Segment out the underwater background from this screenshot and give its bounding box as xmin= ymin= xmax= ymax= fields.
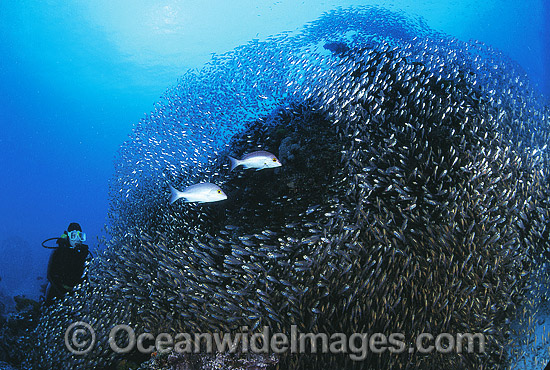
xmin=0 ymin=1 xmax=549 ymax=369
xmin=1 ymin=0 xmax=548 ymax=304
xmin=0 ymin=0 xmax=548 ymax=307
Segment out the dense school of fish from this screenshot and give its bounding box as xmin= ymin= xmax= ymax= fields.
xmin=27 ymin=6 xmax=550 ymax=370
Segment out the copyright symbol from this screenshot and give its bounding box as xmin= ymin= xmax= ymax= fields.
xmin=64 ymin=321 xmax=96 ymax=355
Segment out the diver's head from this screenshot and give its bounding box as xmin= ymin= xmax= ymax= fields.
xmin=67 ymin=222 xmax=86 ymax=248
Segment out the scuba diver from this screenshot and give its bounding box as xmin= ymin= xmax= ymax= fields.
xmin=42 ymin=222 xmax=91 ymax=306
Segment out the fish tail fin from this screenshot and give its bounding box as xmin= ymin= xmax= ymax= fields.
xmin=228 ymin=156 xmax=240 ymax=171
xmin=169 ymin=184 xmax=185 ymax=204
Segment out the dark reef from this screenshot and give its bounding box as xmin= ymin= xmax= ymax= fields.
xmin=0 ymin=296 xmax=40 ymax=367
xmin=18 ymin=6 xmax=550 ymax=370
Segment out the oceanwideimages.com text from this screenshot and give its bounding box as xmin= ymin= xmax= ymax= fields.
xmin=65 ymin=322 xmax=485 ymax=360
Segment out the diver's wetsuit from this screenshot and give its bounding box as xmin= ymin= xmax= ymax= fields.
xmin=45 ymin=238 xmax=89 ymax=305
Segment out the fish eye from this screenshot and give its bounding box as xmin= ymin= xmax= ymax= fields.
xmin=272 ymin=158 xmax=277 ymax=162
xmin=217 ymin=190 xmax=221 ymax=194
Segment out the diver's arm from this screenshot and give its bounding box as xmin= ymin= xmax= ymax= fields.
xmin=47 ymin=268 xmax=67 ymax=292
xmin=46 ymin=251 xmax=57 ymax=284
xmin=46 ymin=250 xmax=71 ymax=291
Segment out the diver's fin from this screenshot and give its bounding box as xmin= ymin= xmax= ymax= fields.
xmin=228 ymin=156 xmax=240 ymax=171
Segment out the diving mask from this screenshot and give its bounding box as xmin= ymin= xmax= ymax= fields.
xmin=68 ymin=230 xmax=86 ymax=243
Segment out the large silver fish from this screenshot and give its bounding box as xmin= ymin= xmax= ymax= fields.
xmin=169 ymin=183 xmax=227 ymax=204
xmin=228 ymin=150 xmax=282 ymax=171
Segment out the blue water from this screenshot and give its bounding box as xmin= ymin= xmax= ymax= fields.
xmin=0 ymin=0 xmax=548 ymax=305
